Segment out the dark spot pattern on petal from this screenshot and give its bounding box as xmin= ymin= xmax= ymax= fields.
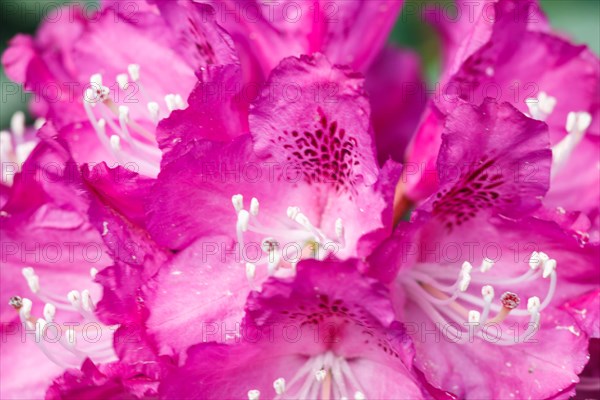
xmin=270 ymin=108 xmax=361 ymax=193
xmin=279 ymin=296 xmax=400 ymax=359
xmin=432 ymin=155 xmax=512 ymax=231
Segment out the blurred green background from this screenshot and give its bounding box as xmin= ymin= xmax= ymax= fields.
xmin=1 ymin=0 xmax=599 ymax=129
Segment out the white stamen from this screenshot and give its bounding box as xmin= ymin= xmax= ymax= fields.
xmin=67 ymin=290 xmax=81 ymax=309
xmin=237 ymin=210 xmax=250 ymax=232
xmin=354 ymin=392 xmax=366 ymax=400
xmin=110 ymin=135 xmax=121 ymax=151
xmin=480 ymin=258 xmax=494 ymax=272
xmin=66 ymin=328 xmax=76 ymax=346
xmin=542 ymin=258 xmax=556 ymax=278
xmin=247 ymin=389 xmax=260 ymax=400
xmin=287 ymin=206 xmax=300 ymax=220
xmin=459 ymin=261 xmax=472 ymax=292
xmin=174 ymin=94 xmax=185 ymax=109
xmin=335 ymin=218 xmax=344 ymax=241
xmin=43 ymin=303 xmax=56 ymax=322
xmin=529 ymin=251 xmax=541 ymax=270
xmin=84 ymin=88 xmax=97 ymax=105
xmin=20 ymin=298 xmax=32 ymax=320
xmin=147 ymin=102 xmax=160 ymax=124
xmin=539 ymin=92 xmax=556 ymax=115
xmin=90 ymin=73 xmax=103 ymax=87
xmin=527 ymin=296 xmax=541 ymax=314
xmin=118 ymin=106 xmax=130 ymax=123
xmin=15 ymin=141 xmax=36 ymax=164
xmin=22 ymin=267 xmax=39 ymax=293
xmin=164 ymin=94 xmax=177 ymax=112
xmin=267 ymin=251 xmax=281 ymax=276
xmin=116 ymin=73 xmax=129 ymax=90
xmin=525 ymin=92 xmax=556 ymax=121
xmin=315 ymin=369 xmax=327 ymax=382
xmin=468 ymin=310 xmax=481 ymax=324
xmin=232 ymin=194 xmax=244 ymax=213
xmin=293 ymin=213 xmax=310 ymax=228
xmin=250 ymin=197 xmax=259 ymax=216
xmin=81 ymin=289 xmax=94 ymax=312
xmin=127 ymin=64 xmax=140 ymax=82
xmin=10 ymin=111 xmax=25 ymax=138
xmin=482 ymin=285 xmax=494 ymax=302
xmin=461 ymin=261 xmax=473 ymax=275
xmin=34 ymin=118 xmax=46 ymax=130
xmin=90 ymin=268 xmax=99 ymax=279
xmin=459 ymin=272 xmax=471 ymax=292
xmin=576 ymin=112 xmax=592 ymax=132
xmin=273 ymin=377 xmax=286 ymax=395
xmin=97 ymin=118 xmax=107 ymax=134
xmin=245 ymin=262 xmax=256 ymax=282
xmin=553 ymin=111 xmax=592 ymax=176
xmin=1 ymin=131 xmax=13 ymax=154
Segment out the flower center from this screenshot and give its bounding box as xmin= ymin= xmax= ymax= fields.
xmin=8 ymin=267 xmax=117 ymax=368
xmin=247 ymin=351 xmax=366 ymax=400
xmin=525 ymin=91 xmax=592 ymax=177
xmin=400 ymin=251 xmax=557 ymax=346
xmin=232 ymin=194 xmax=345 ymax=284
xmin=82 ymin=65 xmax=186 ymax=177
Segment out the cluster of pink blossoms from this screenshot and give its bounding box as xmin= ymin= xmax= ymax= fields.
xmin=1 ymin=0 xmax=599 ymax=399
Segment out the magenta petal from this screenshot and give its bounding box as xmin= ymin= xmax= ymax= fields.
xmin=1 ymin=136 xmax=112 ymax=323
xmin=0 ymin=323 xmax=64 ymax=399
xmin=82 ymin=163 xmax=155 ymax=228
xmin=250 ymin=54 xmax=379 ymax=190
xmin=426 ymin=101 xmax=551 ymax=228
xmin=365 ymin=47 xmax=427 ymax=165
xmin=563 ymin=290 xmax=600 ymax=339
xmin=145 ymin=236 xmax=259 ymax=356
xmin=404 ymin=305 xmax=589 ymax=399
xmin=46 ymin=352 xmax=173 ymax=400
xmin=380 ymin=207 xmax=599 ymax=398
xmin=157 ymin=64 xmax=249 ymax=166
xmin=147 ymin=136 xmax=256 ymax=250
xmin=148 ymin=0 xmax=238 ymax=69
xmin=1 ymin=34 xmax=37 ymax=84
xmin=158 ymin=342 xmax=308 ymax=399
xmin=545 ymin=135 xmax=600 ymax=214
xmin=200 ymin=0 xmax=402 ymax=75
xmin=321 ymin=1 xmax=404 ymax=71
xmin=159 ymin=259 xmax=429 ymax=399
xmin=89 ymin=199 xmax=170 ymax=326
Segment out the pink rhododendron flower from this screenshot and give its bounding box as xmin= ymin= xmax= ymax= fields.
xmin=158 ymin=259 xmax=442 ymax=399
xmin=368 ymin=101 xmax=600 ymax=398
xmin=399 ymin=0 xmax=599 ymax=219
xmin=142 ymin=53 xmax=403 ymax=356
xmin=2 ymin=0 xmax=238 ymax=177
